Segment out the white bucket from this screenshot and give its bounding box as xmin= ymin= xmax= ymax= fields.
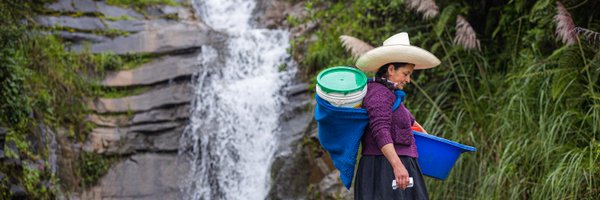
xmin=316 ymin=85 xmax=368 ymax=108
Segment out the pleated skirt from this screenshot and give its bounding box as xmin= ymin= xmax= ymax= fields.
xmin=355 ymin=155 xmax=429 ymax=200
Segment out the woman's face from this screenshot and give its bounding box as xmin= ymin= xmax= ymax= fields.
xmin=387 ymin=63 xmax=415 ymax=90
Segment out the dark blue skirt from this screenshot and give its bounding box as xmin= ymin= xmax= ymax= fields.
xmin=355 ymin=155 xmax=429 ymax=200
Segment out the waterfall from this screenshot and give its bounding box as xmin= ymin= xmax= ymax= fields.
xmin=179 ymin=0 xmax=297 ymax=199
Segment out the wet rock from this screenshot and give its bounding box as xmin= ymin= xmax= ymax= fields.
xmin=268 ymin=145 xmax=311 ymax=200
xmin=88 ymin=104 xmax=191 ymax=127
xmin=316 ymin=170 xmax=353 ymax=200
xmin=96 ymin=2 xmax=145 ymax=19
xmin=130 ymin=104 xmax=190 ymax=124
xmin=53 ymin=31 xmax=110 ymax=43
xmin=253 ymin=0 xmax=291 ymax=29
xmin=268 ymin=80 xmax=313 ymax=199
xmin=102 ymin=53 xmax=201 ymax=87
xmin=80 ymin=153 xmax=189 ymax=200
xmin=46 ymin=0 xmax=96 ymax=13
xmin=284 ymin=83 xmax=309 ymax=96
xmin=254 ymin=0 xmax=308 ymax=30
xmin=145 ymin=5 xmax=193 ymax=20
xmin=37 ymin=16 xmax=106 ymax=31
xmin=71 ymin=23 xmax=221 ymax=54
xmin=36 ymin=16 xmax=153 ymax=33
xmin=103 ymin=19 xmax=149 ymax=32
xmin=88 ymin=83 xmax=193 ymax=114
xmin=46 ymin=0 xmax=144 ymax=19
xmin=85 ymin=125 xmax=185 ymax=154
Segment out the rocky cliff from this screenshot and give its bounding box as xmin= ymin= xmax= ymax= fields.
xmin=37 ymin=0 xmax=221 ymax=199
xmin=31 ymin=0 xmax=341 ymax=199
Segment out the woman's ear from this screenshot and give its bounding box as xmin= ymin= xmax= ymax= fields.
xmin=387 ymin=64 xmax=395 ymax=76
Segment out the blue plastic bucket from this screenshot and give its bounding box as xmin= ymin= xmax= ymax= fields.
xmin=413 ymin=131 xmax=476 ymax=180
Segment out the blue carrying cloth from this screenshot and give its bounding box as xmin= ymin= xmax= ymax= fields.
xmin=315 ymin=90 xmax=405 ymax=189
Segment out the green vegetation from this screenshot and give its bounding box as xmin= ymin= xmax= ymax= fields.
xmin=298 ymin=0 xmax=600 ymax=199
xmin=0 ymin=0 xmax=138 ymax=198
xmin=106 ymin=0 xmax=180 ymax=11
xmin=78 ymin=152 xmax=119 ymax=188
xmin=104 ymin=15 xmax=136 ymax=21
xmin=99 ymin=86 xmax=152 ymax=99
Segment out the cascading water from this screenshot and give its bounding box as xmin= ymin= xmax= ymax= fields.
xmin=179 ymin=0 xmax=296 ymax=199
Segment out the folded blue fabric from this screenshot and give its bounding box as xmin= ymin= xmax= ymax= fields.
xmin=315 ymin=90 xmax=405 ymax=189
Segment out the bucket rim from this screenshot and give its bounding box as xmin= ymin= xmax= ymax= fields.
xmin=316 ymin=84 xmax=367 ymax=98
xmin=316 ymin=85 xmax=367 ymax=107
xmin=316 ymin=66 xmax=367 ymax=94
xmin=413 ymin=131 xmax=476 ymax=152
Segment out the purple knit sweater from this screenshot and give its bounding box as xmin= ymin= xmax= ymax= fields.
xmin=361 ymin=81 xmax=418 ymax=158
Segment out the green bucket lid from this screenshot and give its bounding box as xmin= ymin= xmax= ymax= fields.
xmin=317 ymin=66 xmax=367 ymax=94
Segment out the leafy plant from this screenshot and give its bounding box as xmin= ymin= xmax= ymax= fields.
xmin=297 ymin=0 xmax=600 ymax=199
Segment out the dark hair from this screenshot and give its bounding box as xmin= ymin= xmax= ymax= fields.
xmin=374 ymin=62 xmax=408 ymax=90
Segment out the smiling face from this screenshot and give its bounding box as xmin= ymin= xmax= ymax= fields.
xmin=387 ymin=63 xmax=415 ymax=90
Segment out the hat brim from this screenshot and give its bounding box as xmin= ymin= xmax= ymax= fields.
xmin=356 ymin=45 xmax=441 ymax=72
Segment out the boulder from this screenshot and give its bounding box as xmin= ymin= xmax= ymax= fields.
xmin=102 ymin=53 xmax=201 ymax=87
xmin=88 ymin=83 xmax=193 ymax=114
xmin=80 ymin=153 xmax=189 ymax=200
xmin=316 ymin=170 xmax=353 ymax=200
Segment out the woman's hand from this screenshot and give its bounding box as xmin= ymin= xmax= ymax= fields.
xmin=414 ymin=121 xmax=428 ymax=134
xmin=381 ymin=144 xmax=411 ymax=190
xmin=392 ymin=161 xmax=410 ymax=190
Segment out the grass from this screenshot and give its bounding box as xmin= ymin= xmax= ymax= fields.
xmin=298 ymin=0 xmax=600 ymax=199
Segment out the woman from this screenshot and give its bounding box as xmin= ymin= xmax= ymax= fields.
xmin=354 ymin=32 xmax=441 ymax=200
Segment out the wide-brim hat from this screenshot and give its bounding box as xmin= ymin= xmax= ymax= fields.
xmin=356 ymin=32 xmax=441 ymax=72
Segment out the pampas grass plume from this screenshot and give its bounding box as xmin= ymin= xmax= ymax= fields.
xmin=406 ymin=0 xmax=439 ymax=20
xmin=454 ymin=15 xmax=481 ymax=51
xmin=554 ymin=1 xmax=577 ymax=45
xmin=339 ymin=35 xmax=374 ymax=58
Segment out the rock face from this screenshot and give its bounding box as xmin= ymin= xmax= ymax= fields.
xmin=36 ymin=1 xmax=216 ymax=199
xmin=267 ymin=86 xmax=313 ymax=199
xmin=46 ymin=0 xmax=145 ymax=19
xmin=80 ymin=153 xmax=189 ymax=200
xmin=101 ymin=53 xmax=201 ymax=87
xmin=89 ymin=83 xmax=193 ymax=113
xmin=70 ymin=23 xmax=222 ymax=54
xmin=37 ymin=0 xmax=327 ymax=199
xmin=40 ymin=0 xmax=217 ymax=55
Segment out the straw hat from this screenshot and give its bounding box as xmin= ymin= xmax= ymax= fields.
xmin=356 ymin=32 xmax=441 ymax=72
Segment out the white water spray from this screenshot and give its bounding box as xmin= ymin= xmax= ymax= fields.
xmin=180 ymin=0 xmax=296 ymax=199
